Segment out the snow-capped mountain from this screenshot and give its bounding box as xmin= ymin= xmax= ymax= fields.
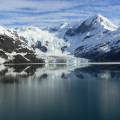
xmin=0 ymin=25 xmax=71 ymax=64
xmin=0 ymin=26 xmax=44 ymax=64
xmin=64 ymin=14 xmax=118 ymax=53
xmin=70 ymin=15 xmax=120 ymax=61
xmin=0 ymin=14 xmax=120 ymax=63
xmin=46 ymin=14 xmax=117 ymax=55
xmin=15 ymin=26 xmax=69 ymax=56
xmin=48 ymin=14 xmax=120 ymax=61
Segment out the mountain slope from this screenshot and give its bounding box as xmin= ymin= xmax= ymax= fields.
xmin=15 ymin=26 xmax=69 ymax=56
xmin=74 ymin=28 xmax=120 ymax=62
xmin=48 ymin=14 xmax=120 ymax=61
xmin=0 ymin=27 xmax=44 ymax=64
xmin=63 ymin=14 xmax=118 ymax=53
xmin=69 ymin=15 xmax=120 ymax=61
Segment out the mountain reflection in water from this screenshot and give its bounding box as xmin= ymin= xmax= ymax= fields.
xmin=0 ymin=64 xmax=120 ymax=120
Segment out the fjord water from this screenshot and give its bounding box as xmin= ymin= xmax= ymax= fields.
xmin=0 ymin=64 xmax=120 ymax=120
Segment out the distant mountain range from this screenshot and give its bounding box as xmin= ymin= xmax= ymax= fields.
xmin=0 ymin=14 xmax=120 ymax=64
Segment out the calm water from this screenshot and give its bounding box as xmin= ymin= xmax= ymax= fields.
xmin=0 ymin=64 xmax=120 ymax=120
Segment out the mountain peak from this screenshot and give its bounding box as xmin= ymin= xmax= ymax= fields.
xmin=92 ymin=14 xmax=106 ymax=19
xmin=85 ymin=14 xmax=118 ymax=31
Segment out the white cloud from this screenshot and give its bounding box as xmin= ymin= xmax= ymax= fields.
xmin=0 ymin=0 xmax=119 ymax=27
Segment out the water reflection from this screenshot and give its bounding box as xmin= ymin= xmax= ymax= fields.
xmin=0 ymin=64 xmax=120 ymax=120
xmin=74 ymin=64 xmax=120 ymax=80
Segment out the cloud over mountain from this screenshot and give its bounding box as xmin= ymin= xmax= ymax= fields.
xmin=0 ymin=0 xmax=120 ymax=27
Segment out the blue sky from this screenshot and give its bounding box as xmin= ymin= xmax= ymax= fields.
xmin=0 ymin=0 xmax=120 ymax=28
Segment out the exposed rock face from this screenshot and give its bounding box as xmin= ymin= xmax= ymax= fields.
xmin=66 ymin=21 xmax=95 ymax=36
xmin=5 ymin=54 xmax=44 ymax=64
xmin=0 ymin=34 xmax=45 ymax=64
xmin=0 ymin=35 xmax=15 ymax=53
xmin=0 ymin=50 xmax=8 ymax=59
xmin=6 ymin=54 xmax=30 ymax=64
xmin=36 ymin=41 xmax=47 ymax=53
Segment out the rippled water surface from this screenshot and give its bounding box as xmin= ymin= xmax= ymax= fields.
xmin=0 ymin=64 xmax=120 ymax=120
